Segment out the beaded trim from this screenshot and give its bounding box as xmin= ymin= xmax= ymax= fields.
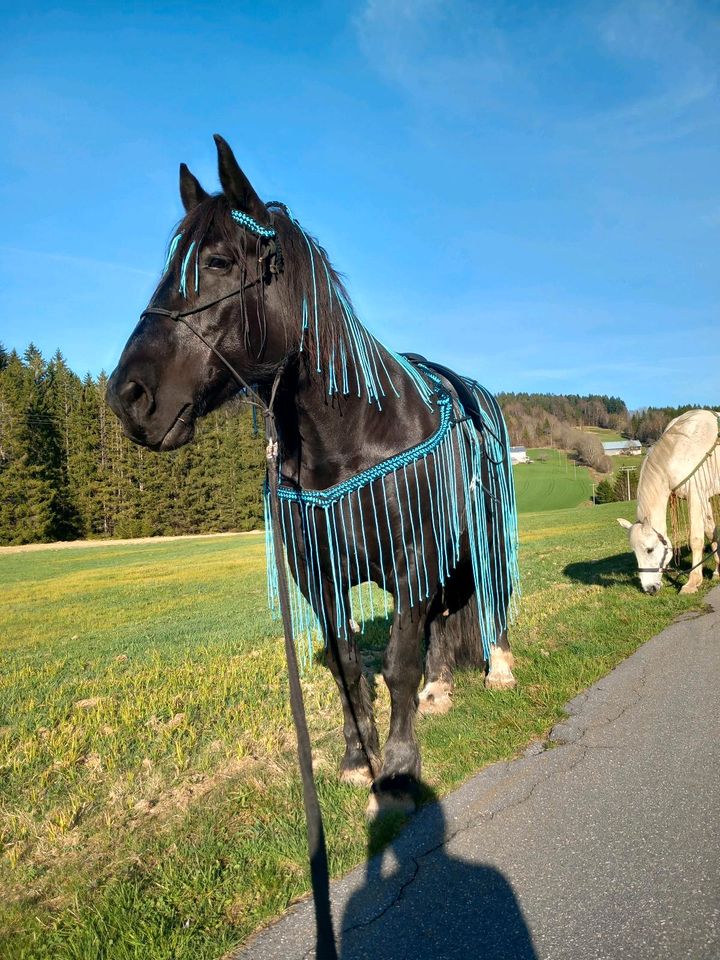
xmin=277 ymin=388 xmax=454 ymax=509
xmin=230 ymin=209 xmax=277 ymax=238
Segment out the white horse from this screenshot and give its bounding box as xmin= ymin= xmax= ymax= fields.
xmin=618 ymin=409 xmax=720 ymax=595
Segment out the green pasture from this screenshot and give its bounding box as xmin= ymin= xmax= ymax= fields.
xmin=608 ymin=453 xmax=645 ymax=473
xmin=513 ymin=447 xmax=593 ymax=512
xmin=1 ymin=507 xmax=714 ymax=960
xmin=581 ymin=426 xmax=626 ymax=442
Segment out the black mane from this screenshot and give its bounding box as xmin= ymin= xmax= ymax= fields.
xmin=166 ymin=195 xmax=355 ymax=380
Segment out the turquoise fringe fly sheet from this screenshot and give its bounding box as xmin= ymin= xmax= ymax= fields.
xmin=264 ymin=363 xmax=520 ymax=665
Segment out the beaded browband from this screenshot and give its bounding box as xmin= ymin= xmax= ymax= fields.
xmin=231 ymin=209 xmax=278 ymax=238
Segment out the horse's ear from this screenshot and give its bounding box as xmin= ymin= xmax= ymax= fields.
xmin=213 ymin=134 xmax=268 ymax=223
xmin=617 ymin=518 xmax=633 ymax=530
xmin=179 ymin=163 xmax=209 ymax=213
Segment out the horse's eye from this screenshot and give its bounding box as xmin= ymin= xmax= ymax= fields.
xmin=207 ymin=256 xmax=232 ymax=269
xmin=646 ymin=548 xmax=653 ymax=554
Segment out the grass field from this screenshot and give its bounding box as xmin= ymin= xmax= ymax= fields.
xmin=513 ymin=448 xmax=593 ymax=512
xmin=581 ymin=426 xmax=626 ymax=442
xmin=607 ymin=454 xmax=645 ymax=473
xmin=1 ymin=505 xmax=714 ymax=959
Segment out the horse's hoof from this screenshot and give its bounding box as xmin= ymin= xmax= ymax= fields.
xmin=366 ymin=789 xmax=416 ymax=819
xmin=418 ymin=679 xmax=453 ymax=716
xmin=680 ymin=582 xmax=700 ymax=595
xmin=340 ymin=764 xmax=374 ymax=787
xmin=366 ymin=772 xmax=420 ymax=819
xmin=485 ymin=672 xmax=517 ymax=691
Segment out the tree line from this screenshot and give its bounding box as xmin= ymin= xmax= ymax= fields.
xmin=497 ymin=392 xmax=630 ymax=472
xmin=0 ymin=345 xmax=265 ymax=545
xmin=1 ymin=345 xmax=716 ymax=545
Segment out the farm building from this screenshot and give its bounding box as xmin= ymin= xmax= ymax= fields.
xmin=602 ymin=440 xmax=642 ymax=456
xmin=510 ymin=446 xmax=530 ymax=464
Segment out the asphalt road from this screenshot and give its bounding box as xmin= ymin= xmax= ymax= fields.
xmin=232 ymin=585 xmax=720 ymax=960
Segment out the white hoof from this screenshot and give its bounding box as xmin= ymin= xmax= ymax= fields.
xmin=366 ymin=790 xmax=416 ymax=819
xmin=485 ymin=671 xmax=517 ymax=691
xmin=339 ymin=765 xmax=374 ymax=787
xmin=485 ymin=646 xmax=516 ymax=690
xmin=680 ymin=581 xmax=700 ymax=595
xmin=418 ymin=679 xmax=453 ymax=716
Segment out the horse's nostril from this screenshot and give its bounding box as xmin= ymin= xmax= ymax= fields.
xmin=119 ymin=379 xmax=151 ymax=411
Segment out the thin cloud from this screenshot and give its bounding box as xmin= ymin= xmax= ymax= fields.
xmin=0 ymin=245 xmax=156 ymax=280
xmin=354 ymin=0 xmax=720 ymax=148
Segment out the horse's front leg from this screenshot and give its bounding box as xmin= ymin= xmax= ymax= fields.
xmin=321 ymin=587 xmax=381 ymax=786
xmin=369 ymin=600 xmax=427 ymax=815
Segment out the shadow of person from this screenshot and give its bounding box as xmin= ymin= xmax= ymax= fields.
xmin=339 ymin=786 xmax=538 ymax=959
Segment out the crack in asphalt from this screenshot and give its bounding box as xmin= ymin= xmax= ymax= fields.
xmin=235 ymin=586 xmax=720 ymax=959
xmin=340 ymin=745 xmax=594 ymax=939
xmin=326 ymin=656 xmax=661 ymax=945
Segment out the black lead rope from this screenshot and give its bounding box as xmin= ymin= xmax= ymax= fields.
xmin=265 ymin=410 xmax=338 ymax=960
xmin=141 ymin=294 xmax=338 ymax=959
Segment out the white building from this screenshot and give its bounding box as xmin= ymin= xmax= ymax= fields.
xmin=602 ymin=440 xmax=642 ymax=456
xmin=510 ymin=446 xmax=530 ymax=464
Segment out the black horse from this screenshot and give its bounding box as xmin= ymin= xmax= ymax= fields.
xmin=107 ymin=135 xmax=519 ymax=811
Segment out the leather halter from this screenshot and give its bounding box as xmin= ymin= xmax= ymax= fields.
xmin=140 ymin=275 xmax=269 ymax=400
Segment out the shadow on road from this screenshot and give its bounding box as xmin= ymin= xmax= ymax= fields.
xmin=339 ymin=788 xmax=538 ymax=959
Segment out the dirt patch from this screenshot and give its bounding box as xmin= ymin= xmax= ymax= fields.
xmin=131 ymin=757 xmax=255 ymax=820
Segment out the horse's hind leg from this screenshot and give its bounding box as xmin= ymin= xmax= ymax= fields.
xmin=418 ymin=609 xmax=455 ymax=716
xmin=419 ymin=588 xmax=484 ymax=715
xmin=485 ymin=628 xmax=516 ymax=690
xmin=369 ymin=603 xmax=427 ymax=815
xmin=703 ymin=503 xmax=719 ymax=580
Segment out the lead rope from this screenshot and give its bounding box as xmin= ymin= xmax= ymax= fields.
xmin=265 ymin=406 xmax=338 ymax=960
xmin=141 ymin=292 xmax=339 ymax=957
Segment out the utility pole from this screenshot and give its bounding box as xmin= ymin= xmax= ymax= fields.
xmin=621 ymin=466 xmax=635 ymax=501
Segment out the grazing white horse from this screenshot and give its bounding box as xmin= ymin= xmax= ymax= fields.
xmin=618 ymin=409 xmax=720 ymax=595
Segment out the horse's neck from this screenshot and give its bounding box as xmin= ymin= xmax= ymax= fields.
xmin=275 ymin=349 xmax=436 ymax=491
xmin=637 ymin=457 xmax=671 ymax=533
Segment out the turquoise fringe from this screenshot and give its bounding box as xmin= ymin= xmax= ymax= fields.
xmin=265 ymin=368 xmax=520 ymax=667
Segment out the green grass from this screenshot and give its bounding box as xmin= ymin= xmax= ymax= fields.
xmin=581 ymin=426 xmax=626 ymax=442
xmin=607 ymin=453 xmax=645 ymax=474
xmin=513 ymin=447 xmax=593 ymax=511
xmin=1 ymin=507 xmax=715 ymax=959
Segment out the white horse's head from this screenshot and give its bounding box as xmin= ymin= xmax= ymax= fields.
xmin=617 ymin=517 xmax=673 ymax=594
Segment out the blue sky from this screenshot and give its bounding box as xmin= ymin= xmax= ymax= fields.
xmin=1 ymin=0 xmax=718 ymax=409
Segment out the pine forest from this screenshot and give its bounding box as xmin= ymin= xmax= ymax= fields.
xmin=0 ymin=344 xmax=265 ymax=546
